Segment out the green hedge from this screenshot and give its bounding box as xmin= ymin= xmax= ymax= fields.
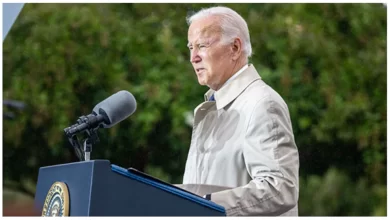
xmin=3 ymin=3 xmax=386 ymax=215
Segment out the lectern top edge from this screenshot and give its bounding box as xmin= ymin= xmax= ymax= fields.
xmin=111 ymin=164 xmax=226 ymax=214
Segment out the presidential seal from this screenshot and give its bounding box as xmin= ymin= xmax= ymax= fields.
xmin=41 ymin=182 xmax=69 ymax=216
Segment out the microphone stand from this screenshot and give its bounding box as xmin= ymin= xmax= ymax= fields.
xmin=64 ymin=116 xmax=100 ymax=162
xmin=83 ymin=128 xmax=99 ymax=161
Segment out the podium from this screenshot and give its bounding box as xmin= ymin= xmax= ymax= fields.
xmin=34 ymin=160 xmax=226 ymax=216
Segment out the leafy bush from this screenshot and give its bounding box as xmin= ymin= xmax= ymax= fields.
xmin=3 ymin=3 xmax=386 ymax=215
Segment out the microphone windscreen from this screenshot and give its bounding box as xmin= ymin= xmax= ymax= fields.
xmin=94 ymin=90 xmax=137 ymax=128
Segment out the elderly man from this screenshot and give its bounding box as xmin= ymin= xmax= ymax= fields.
xmin=183 ymin=6 xmax=300 ymax=216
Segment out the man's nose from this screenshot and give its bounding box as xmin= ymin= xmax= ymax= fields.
xmin=191 ymin=50 xmax=202 ymax=63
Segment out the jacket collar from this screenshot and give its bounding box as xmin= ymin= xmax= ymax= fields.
xmin=204 ymin=64 xmax=261 ymax=110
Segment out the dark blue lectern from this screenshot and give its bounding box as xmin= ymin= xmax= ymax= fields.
xmin=34 ymin=160 xmax=226 ymax=216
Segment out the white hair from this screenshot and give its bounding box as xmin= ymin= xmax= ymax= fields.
xmin=186 ymin=6 xmax=252 ymax=58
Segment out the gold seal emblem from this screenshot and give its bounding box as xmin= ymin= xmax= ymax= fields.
xmin=41 ymin=182 xmax=69 ymax=216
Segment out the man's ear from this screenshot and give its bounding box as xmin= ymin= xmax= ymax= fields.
xmin=231 ymin=38 xmax=242 ymax=61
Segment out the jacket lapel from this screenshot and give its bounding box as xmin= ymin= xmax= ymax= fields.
xmin=204 ymin=64 xmax=262 ymax=110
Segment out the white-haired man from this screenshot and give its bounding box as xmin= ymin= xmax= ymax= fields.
xmin=183 ymin=6 xmax=300 ymax=216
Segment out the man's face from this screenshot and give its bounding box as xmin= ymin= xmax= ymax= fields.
xmin=187 ymin=17 xmax=233 ymax=90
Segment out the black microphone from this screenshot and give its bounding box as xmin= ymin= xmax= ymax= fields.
xmin=64 ymin=90 xmax=137 ymax=136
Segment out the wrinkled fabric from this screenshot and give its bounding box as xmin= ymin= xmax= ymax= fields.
xmin=183 ymin=64 xmax=300 ymax=216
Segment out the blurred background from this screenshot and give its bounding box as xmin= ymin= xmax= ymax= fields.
xmin=2 ymin=3 xmax=386 ymax=216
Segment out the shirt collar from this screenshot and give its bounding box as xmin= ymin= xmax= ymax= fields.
xmin=219 ymin=64 xmax=249 ymax=90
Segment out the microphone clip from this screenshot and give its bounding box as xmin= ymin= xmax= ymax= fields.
xmin=64 ymin=115 xmax=100 ymax=162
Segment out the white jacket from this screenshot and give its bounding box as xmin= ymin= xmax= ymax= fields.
xmin=183 ymin=64 xmax=300 ymax=216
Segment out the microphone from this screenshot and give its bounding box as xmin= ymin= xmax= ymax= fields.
xmin=94 ymin=90 xmax=137 ymax=128
xmin=64 ymin=90 xmax=137 ymax=136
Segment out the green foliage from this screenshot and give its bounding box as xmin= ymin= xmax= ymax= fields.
xmin=3 ymin=3 xmax=386 ymax=216
xmin=299 ymin=168 xmax=386 ymax=216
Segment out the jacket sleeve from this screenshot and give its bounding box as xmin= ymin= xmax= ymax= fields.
xmin=209 ymin=96 xmax=300 ymax=216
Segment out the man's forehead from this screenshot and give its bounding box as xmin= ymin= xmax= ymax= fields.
xmin=194 ymin=23 xmax=221 ymax=35
xmin=188 ymin=23 xmax=222 ymax=43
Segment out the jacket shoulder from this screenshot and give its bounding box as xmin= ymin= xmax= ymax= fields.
xmin=239 ymin=79 xmax=289 ymax=110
